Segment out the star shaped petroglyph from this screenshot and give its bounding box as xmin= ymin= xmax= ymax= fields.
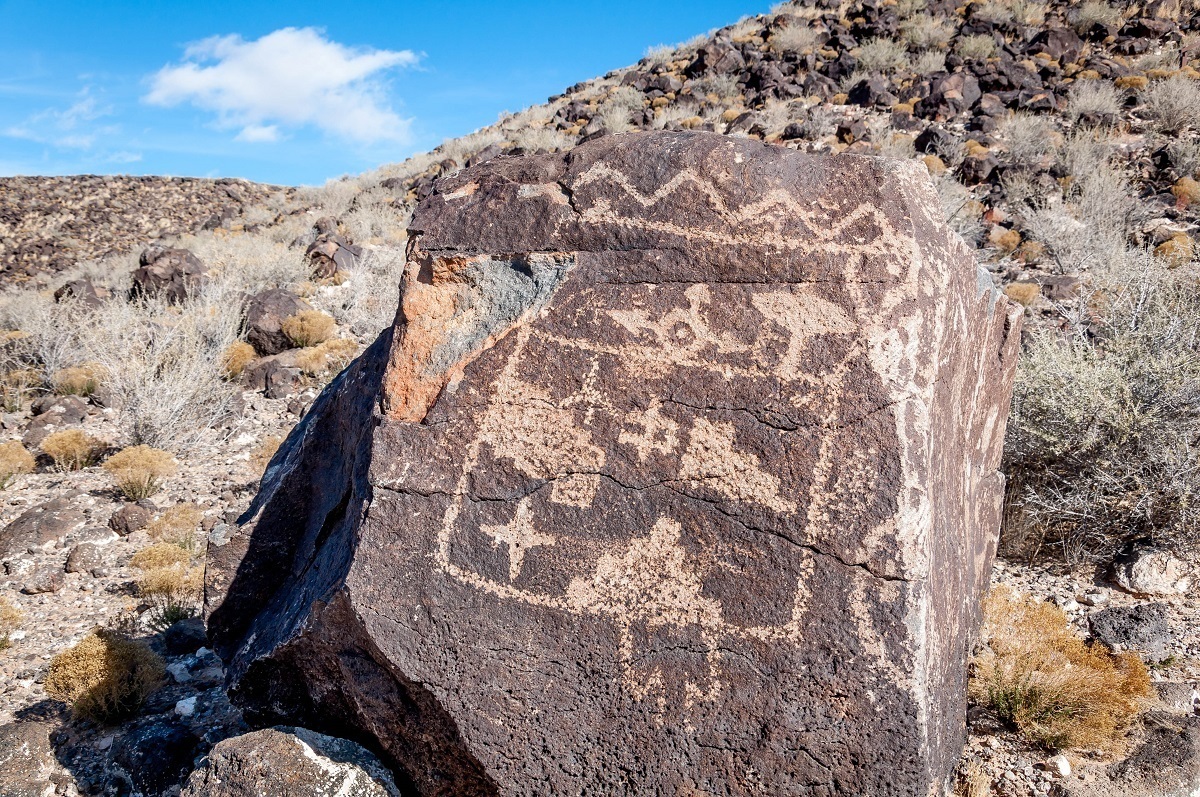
xmin=481 ymin=497 xmax=556 ymax=582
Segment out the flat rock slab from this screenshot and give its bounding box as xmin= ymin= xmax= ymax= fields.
xmin=206 ymin=131 xmax=1022 ymax=796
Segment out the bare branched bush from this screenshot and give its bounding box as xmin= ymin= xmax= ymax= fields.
xmin=642 ymin=44 xmax=675 ymax=65
xmin=1141 ymin=76 xmax=1200 ymax=133
xmin=1004 ymin=253 xmax=1200 ymax=563
xmin=332 ymin=247 xmax=405 ymax=336
xmin=0 ymin=442 xmax=35 ymax=489
xmin=42 ymin=430 xmax=105 ymax=471
xmin=45 ymin=628 xmax=165 ymax=723
xmin=1167 ymin=138 xmax=1200 ymax=179
xmin=856 ymin=37 xmax=910 ymax=72
xmin=1066 ymin=80 xmax=1123 ymax=124
xmin=103 ymin=445 xmax=176 ymax=500
xmin=970 ymin=587 xmax=1150 ymax=750
xmin=692 ymin=73 xmax=741 ymax=102
xmin=509 ymin=126 xmax=575 ymax=153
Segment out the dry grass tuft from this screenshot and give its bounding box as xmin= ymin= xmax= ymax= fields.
xmin=0 ymin=441 xmax=35 ymax=489
xmin=1067 ymin=80 xmax=1123 ymax=124
xmin=146 ymin=503 xmax=203 ymax=552
xmin=0 ymin=595 xmax=23 ymax=649
xmin=281 ymin=309 xmax=337 ymax=348
xmin=970 ymin=587 xmax=1150 ymax=750
xmin=856 ymin=37 xmax=910 ymax=72
xmin=102 ymin=445 xmax=176 ymax=500
xmin=51 ymin=363 xmax=104 ymax=397
xmin=957 ymin=34 xmax=998 ymax=60
xmin=220 ymin=340 xmax=257 ymax=380
xmin=129 ymin=543 xmax=190 ymax=570
xmin=294 ymin=338 xmax=359 ymax=377
xmin=44 ymin=628 xmax=166 ymax=723
xmin=2 ymin=368 xmax=40 ymax=412
xmin=249 ymin=434 xmax=284 ymax=476
xmin=1003 ymin=282 xmax=1041 ymax=306
xmin=1142 ymin=76 xmax=1200 ymax=133
xmin=42 ymin=429 xmax=105 ymax=471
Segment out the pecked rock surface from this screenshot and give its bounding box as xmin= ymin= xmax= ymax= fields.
xmin=206 ymin=131 xmax=1022 ymax=796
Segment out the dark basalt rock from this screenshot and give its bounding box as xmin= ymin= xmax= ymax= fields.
xmin=243 ymin=288 xmax=313 ymax=356
xmin=130 ymin=245 xmax=207 ymax=304
xmin=206 ymin=131 xmax=1022 ymax=796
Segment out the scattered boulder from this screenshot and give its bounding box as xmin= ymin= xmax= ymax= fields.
xmin=240 ymin=349 xmax=305 ymax=398
xmin=1088 ymin=603 xmax=1172 ymax=661
xmin=244 ymin=288 xmax=313 ymax=356
xmin=21 ymin=564 xmax=64 ymax=594
xmin=1 ymin=497 xmax=86 ymax=557
xmin=1113 ymin=545 xmax=1192 ymax=596
xmin=1066 ymin=713 xmax=1200 ymax=797
xmin=180 ymin=727 xmax=401 ymax=797
xmin=64 ymin=542 xmax=103 ymax=573
xmin=162 ymin=616 xmax=208 ymax=656
xmin=305 ymin=221 xmax=362 ymax=279
xmin=22 ymin=395 xmax=88 ymax=447
xmin=111 ymin=720 xmax=202 ymax=796
xmin=109 ymin=503 xmax=153 ymax=536
xmin=207 ymin=132 xmax=1022 ymax=795
xmin=130 ymin=245 xmax=206 ymax=304
xmin=53 ymin=277 xmax=108 ymax=308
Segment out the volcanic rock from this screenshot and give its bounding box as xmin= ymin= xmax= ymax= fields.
xmin=1 ymin=497 xmax=86 ymax=557
xmin=180 ymin=727 xmax=401 ymax=797
xmin=243 ymin=288 xmax=313 ymax=356
xmin=206 ymin=131 xmax=1022 ymax=796
xmin=130 ymin=245 xmax=206 ymax=304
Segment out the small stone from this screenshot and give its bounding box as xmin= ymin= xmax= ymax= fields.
xmin=21 ymin=565 xmax=64 ymax=594
xmin=109 ymin=504 xmax=152 ymax=536
xmin=166 ymin=661 xmax=193 ymax=683
xmin=64 ymin=542 xmax=103 ymax=573
xmin=1047 ymin=754 xmax=1071 ymax=778
xmin=1113 ymin=545 xmax=1192 ymax=595
xmin=175 ymin=696 xmax=197 ymax=717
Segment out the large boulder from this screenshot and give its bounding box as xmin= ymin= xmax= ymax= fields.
xmin=206 ymin=131 xmax=1022 ymax=795
xmin=243 ymin=288 xmax=313 ymax=356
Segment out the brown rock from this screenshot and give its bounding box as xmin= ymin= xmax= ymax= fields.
xmin=65 ymin=542 xmax=103 ymax=573
xmin=1 ymin=497 xmax=86 ymax=557
xmin=109 ymin=503 xmax=153 ymax=536
xmin=131 ymin=245 xmax=206 ymax=304
xmin=244 ymin=289 xmax=313 ymax=356
xmin=180 ymin=727 xmax=400 ymax=797
xmin=21 ymin=565 xmax=64 ymax=594
xmin=207 ymin=132 xmax=1022 ymax=796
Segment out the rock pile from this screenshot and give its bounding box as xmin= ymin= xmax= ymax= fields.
xmin=206 ymin=131 xmax=1022 ymax=794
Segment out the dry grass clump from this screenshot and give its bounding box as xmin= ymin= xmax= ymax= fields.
xmin=1004 ymin=254 xmax=1200 ymax=563
xmin=42 ymin=429 xmax=105 ymax=471
xmin=1141 ymin=76 xmax=1200 ymax=133
xmin=913 ymin=50 xmax=947 ymax=75
xmin=1001 ymin=112 xmax=1059 ymax=165
xmin=976 ymin=0 xmax=1046 ymax=26
xmin=970 ymin=587 xmax=1150 ymax=750
xmin=768 ymin=24 xmax=819 ymax=54
xmin=0 ymin=441 xmax=35 ymax=489
xmin=899 ymin=17 xmax=952 ymax=50
xmin=146 ymin=503 xmax=203 ymax=552
xmin=128 ymin=543 xmax=190 ymax=570
xmin=102 ymin=445 xmax=176 ymax=500
xmin=129 ymin=541 xmax=202 ymax=630
xmin=220 ymin=340 xmax=257 ymax=380
xmin=1071 ymin=1 xmax=1122 ymax=32
xmin=281 ymin=310 xmax=337 ymax=348
xmin=0 ymin=595 xmax=23 ymax=649
xmin=51 ymin=363 xmax=103 ymax=397
xmin=856 ymin=37 xmax=910 ymax=72
xmin=1066 ymin=80 xmax=1124 ymax=124
xmin=44 ymin=628 xmax=165 ymax=723
xmin=295 ymin=338 xmax=359 ymax=377
xmin=957 ymin=34 xmax=998 ymax=60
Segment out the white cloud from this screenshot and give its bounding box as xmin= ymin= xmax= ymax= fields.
xmin=145 ymin=27 xmax=418 ymax=145
xmin=3 ymin=89 xmax=114 ymax=149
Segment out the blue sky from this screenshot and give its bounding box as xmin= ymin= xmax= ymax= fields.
xmin=0 ymin=0 xmax=766 ymax=185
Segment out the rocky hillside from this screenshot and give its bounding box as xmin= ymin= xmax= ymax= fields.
xmin=0 ymin=176 xmax=292 ymax=281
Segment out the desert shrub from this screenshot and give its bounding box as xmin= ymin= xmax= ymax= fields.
xmin=51 ymin=363 xmax=103 ymax=397
xmin=129 ymin=549 xmax=202 ymax=631
xmin=957 ymin=34 xmax=998 ymax=60
xmin=281 ymin=310 xmax=336 ymax=348
xmin=856 ymin=37 xmax=910 ymax=72
xmin=970 ymin=587 xmax=1150 ymax=750
xmin=1142 ymin=76 xmax=1200 ymax=133
xmin=1000 ymin=112 xmax=1058 ymax=165
xmin=2 ymin=368 xmax=39 ymax=412
xmin=0 ymin=595 xmax=23 ymax=649
xmin=1004 ymin=253 xmax=1200 ymax=563
xmin=642 ymin=43 xmax=675 ymax=64
xmin=220 ymin=340 xmax=257 ymax=379
xmin=102 ymin=445 xmax=176 ymax=500
xmin=1066 ymin=80 xmax=1123 ymax=124
xmin=146 ymin=504 xmax=203 ymax=552
xmin=768 ymin=25 xmax=819 ymax=54
xmin=44 ymin=628 xmax=166 ymax=723
xmin=295 ymin=338 xmax=359 ymax=378
xmin=0 ymin=441 xmax=35 ymax=489
xmin=899 ymin=17 xmax=952 ymax=50
xmin=976 ymin=0 xmax=1046 ymax=26
xmin=42 ymin=429 xmax=105 ymax=471
xmin=509 ymin=126 xmax=574 ymax=153
xmin=1167 ymin=138 xmax=1200 ymax=179
xmin=1071 ymin=0 xmax=1122 ymax=32
xmin=912 ymin=50 xmax=947 ymax=74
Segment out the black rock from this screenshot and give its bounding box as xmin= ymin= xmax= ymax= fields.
xmin=1089 ymin=603 xmax=1172 ymax=661
xmin=162 ymin=617 xmax=208 ymax=656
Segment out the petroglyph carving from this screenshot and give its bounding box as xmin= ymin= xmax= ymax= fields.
xmin=481 ymin=497 xmax=556 ymax=582
xmin=677 ymin=417 xmax=796 ymax=514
